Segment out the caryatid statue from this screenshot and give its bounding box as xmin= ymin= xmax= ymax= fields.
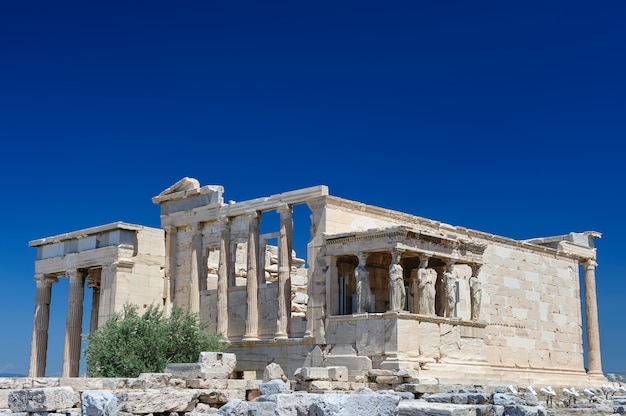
xmin=444 ymin=261 xmax=457 ymax=318
xmin=355 ymin=252 xmax=372 ymax=313
xmin=388 ymin=249 xmax=405 ymax=311
xmin=417 ymin=255 xmax=435 ymax=315
xmin=470 ymin=264 xmax=482 ymax=321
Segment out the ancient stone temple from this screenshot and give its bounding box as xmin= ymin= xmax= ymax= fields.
xmin=28 ymin=177 xmax=605 ymax=386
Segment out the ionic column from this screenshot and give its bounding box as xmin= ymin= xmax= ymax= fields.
xmin=87 ymin=269 xmax=102 ymax=334
xmin=243 ymin=212 xmax=260 ymax=341
xmin=28 ymin=275 xmax=57 ymax=377
xmin=62 ymin=269 xmax=86 ymax=377
xmin=583 ymin=259 xmax=603 ymax=374
xmin=275 ymin=204 xmax=293 ymax=340
xmin=217 ymin=216 xmax=231 ymax=336
xmin=189 ymin=222 xmax=203 ymax=313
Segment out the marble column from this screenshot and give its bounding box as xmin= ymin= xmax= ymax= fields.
xmin=388 ymin=249 xmax=405 ymax=311
xmin=87 ymin=269 xmax=101 ymax=334
xmin=275 ymin=204 xmax=293 ymax=340
xmin=583 ymin=259 xmax=603 ymax=374
xmin=189 ymin=222 xmax=203 ymax=313
xmin=325 ymin=256 xmax=338 ymax=317
xmin=164 ymin=225 xmax=177 ymax=314
xmin=243 ymin=212 xmax=260 ymax=341
xmin=28 ymin=275 xmax=57 ymax=377
xmin=217 ymin=217 xmax=230 ymax=336
xmin=306 ymin=254 xmax=328 ymax=341
xmin=62 ymin=269 xmax=86 ymax=377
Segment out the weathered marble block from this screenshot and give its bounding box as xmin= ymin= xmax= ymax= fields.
xmin=8 ymin=386 xmax=79 ymax=412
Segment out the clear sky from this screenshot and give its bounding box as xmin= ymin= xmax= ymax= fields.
xmin=1 ymin=1 xmax=625 ymax=377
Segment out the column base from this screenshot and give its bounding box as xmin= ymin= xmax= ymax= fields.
xmin=274 ymin=332 xmax=288 ymax=340
xmin=242 ymin=335 xmax=259 ymax=342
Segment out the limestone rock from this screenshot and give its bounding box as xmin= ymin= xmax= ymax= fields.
xmin=81 ymin=390 xmax=117 ymax=416
xmin=216 ymin=398 xmax=249 ymax=415
xmin=8 ymin=386 xmax=79 ymax=412
xmin=493 ymin=393 xmax=526 ymax=406
xmin=258 ymin=379 xmax=289 ymax=396
xmin=501 ymin=405 xmax=546 ymax=416
xmin=263 ymin=362 xmax=287 ymax=383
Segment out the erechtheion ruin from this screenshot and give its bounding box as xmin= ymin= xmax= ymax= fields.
xmin=28 ymin=177 xmax=606 ymax=387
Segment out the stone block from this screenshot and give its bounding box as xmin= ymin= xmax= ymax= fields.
xmin=257 ymin=391 xmax=320 ymax=415
xmin=398 ymin=401 xmax=476 ymax=416
xmin=301 ymin=367 xmax=330 ymax=381
xmin=81 ymin=390 xmax=117 ymax=416
xmin=8 ymin=387 xmax=79 ymax=412
xmin=196 ymin=388 xmax=245 ymax=404
xmin=129 ymin=373 xmax=173 ymax=389
xmin=60 ymin=378 xmax=104 ymax=391
xmin=115 ymin=389 xmax=199 ymax=413
xmin=376 ymin=375 xmax=403 ymax=384
xmin=0 ymin=389 xmax=10 ymax=409
xmin=310 ymin=391 xmax=400 ymax=416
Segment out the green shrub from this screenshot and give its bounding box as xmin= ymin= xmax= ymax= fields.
xmin=84 ymin=303 xmax=227 ymax=377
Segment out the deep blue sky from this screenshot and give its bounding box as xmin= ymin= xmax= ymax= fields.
xmin=1 ymin=1 xmax=625 ymax=377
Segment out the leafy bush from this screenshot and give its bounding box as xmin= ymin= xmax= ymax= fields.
xmin=84 ymin=303 xmax=227 ymax=377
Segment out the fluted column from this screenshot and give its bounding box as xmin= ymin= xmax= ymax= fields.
xmin=217 ymin=216 xmax=231 ymax=337
xmin=87 ymin=269 xmax=101 ymax=334
xmin=28 ymin=275 xmax=57 ymax=377
xmin=189 ymin=222 xmax=203 ymax=313
xmin=243 ymin=212 xmax=260 ymax=341
xmin=62 ymin=269 xmax=86 ymax=377
xmin=275 ymin=204 xmax=293 ymax=340
xmin=583 ymin=259 xmax=602 ymax=374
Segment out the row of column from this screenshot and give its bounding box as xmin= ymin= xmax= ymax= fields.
xmin=172 ymin=204 xmax=294 ymax=341
xmin=29 ymin=269 xmax=101 ymax=378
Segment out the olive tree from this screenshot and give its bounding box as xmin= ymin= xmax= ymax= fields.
xmin=84 ymin=303 xmax=227 ymax=377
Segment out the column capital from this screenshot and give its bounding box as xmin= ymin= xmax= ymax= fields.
xmin=276 ymin=203 xmax=292 ymax=214
xmin=418 ymin=254 xmax=431 ymax=268
xmin=471 ymin=264 xmax=483 ymax=275
xmin=444 ymin=259 xmax=455 ymax=271
xmin=34 ymin=274 xmax=58 ymax=285
xmin=584 ymin=259 xmax=598 ymax=268
xmin=245 ymin=210 xmax=259 ymax=220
